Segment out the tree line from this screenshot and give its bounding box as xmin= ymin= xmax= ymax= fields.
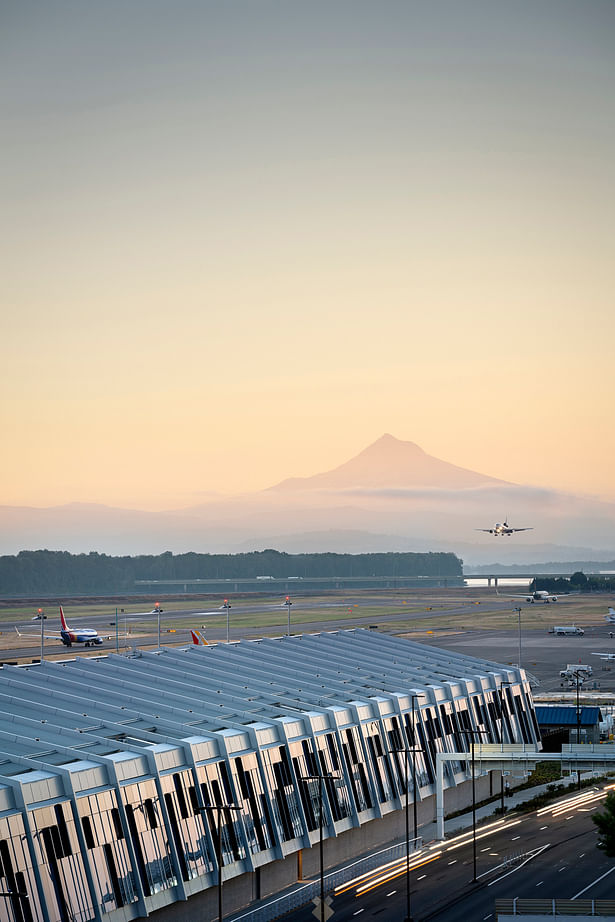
xmin=532 ymin=571 xmax=615 ymax=593
xmin=0 ymin=549 xmax=462 ymax=597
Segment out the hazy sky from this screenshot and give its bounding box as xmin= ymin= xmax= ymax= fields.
xmin=2 ymin=1 xmax=614 ymax=510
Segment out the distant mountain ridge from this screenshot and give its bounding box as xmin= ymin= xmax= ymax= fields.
xmin=0 ymin=434 xmax=613 ymax=563
xmin=269 ymin=434 xmax=507 ymax=492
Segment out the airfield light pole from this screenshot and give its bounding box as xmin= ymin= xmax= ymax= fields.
xmin=115 ymin=607 xmax=119 ymax=653
xmin=514 ymin=607 xmax=522 ymax=668
xmin=224 ymin=599 xmax=231 ymax=643
xmin=155 ymin=602 xmax=162 ymax=648
xmin=39 ymin=609 xmax=44 ymax=663
xmin=285 ymin=596 xmax=292 ymax=636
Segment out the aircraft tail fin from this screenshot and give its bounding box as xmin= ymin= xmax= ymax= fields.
xmin=60 ymin=606 xmax=68 ymax=631
xmin=191 ymin=629 xmax=208 ymax=645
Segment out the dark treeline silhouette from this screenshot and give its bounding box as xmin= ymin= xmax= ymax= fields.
xmin=0 ymin=549 xmax=462 ymax=597
xmin=532 ymin=571 xmax=615 ymax=593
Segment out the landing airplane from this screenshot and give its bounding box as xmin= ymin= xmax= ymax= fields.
xmin=476 ymin=520 xmax=533 ymax=537
xmin=605 ymin=608 xmax=615 ymax=624
xmin=16 ymin=605 xmax=105 ymax=647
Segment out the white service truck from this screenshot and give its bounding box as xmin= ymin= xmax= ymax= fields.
xmin=559 ymin=663 xmax=593 ymax=680
xmin=549 ymin=625 xmax=584 ymax=636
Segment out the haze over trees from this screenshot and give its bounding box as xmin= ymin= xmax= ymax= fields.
xmin=0 ymin=549 xmax=462 ymax=597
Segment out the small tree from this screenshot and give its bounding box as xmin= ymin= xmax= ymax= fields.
xmin=592 ymin=791 xmax=615 ymax=857
xmin=570 ymin=571 xmax=588 ymax=590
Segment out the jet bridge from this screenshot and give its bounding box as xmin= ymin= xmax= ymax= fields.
xmin=436 ymin=742 xmax=615 ymax=839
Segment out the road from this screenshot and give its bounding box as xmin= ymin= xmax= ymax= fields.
xmin=276 ymin=784 xmax=615 ymax=922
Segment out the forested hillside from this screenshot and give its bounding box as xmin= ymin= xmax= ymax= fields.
xmin=0 ymin=549 xmax=462 ymax=596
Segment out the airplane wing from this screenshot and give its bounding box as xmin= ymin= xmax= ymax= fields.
xmin=15 ymin=626 xmax=63 ymax=640
xmin=591 ymin=652 xmax=615 ymax=660
xmin=475 ymin=529 xmax=495 ymax=533
xmin=509 ymin=528 xmax=533 ymax=533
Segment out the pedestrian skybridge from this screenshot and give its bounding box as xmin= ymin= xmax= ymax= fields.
xmin=436 ymin=743 xmax=615 ymax=839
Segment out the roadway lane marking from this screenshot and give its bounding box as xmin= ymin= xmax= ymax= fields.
xmin=448 ymin=860 xmax=457 ymax=865
xmin=352 ymin=910 xmax=364 ymax=916
xmin=417 ymin=875 xmax=427 ymax=880
xmin=579 ymin=853 xmax=585 ymax=858
xmin=571 ymin=865 xmax=615 ymax=899
xmin=540 ymin=826 xmax=548 ymax=830
xmin=483 ymin=915 xmax=492 ymax=920
xmin=558 ymin=866 xmax=567 ymax=872
xmin=511 ymin=836 xmax=520 ymax=841
xmin=386 ymin=891 xmax=396 ymax=897
xmin=536 ymin=881 xmax=543 ymax=887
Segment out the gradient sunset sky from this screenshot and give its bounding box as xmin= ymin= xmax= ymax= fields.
xmin=2 ymin=1 xmax=614 ymax=510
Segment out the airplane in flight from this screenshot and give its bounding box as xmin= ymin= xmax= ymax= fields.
xmin=476 ymin=520 xmax=533 ymax=537
xmin=16 ymin=605 xmax=105 ymax=647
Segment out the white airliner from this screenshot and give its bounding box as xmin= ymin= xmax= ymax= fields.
xmin=476 ymin=520 xmax=533 ymax=537
xmin=525 ymin=590 xmax=560 ymax=604
xmin=605 ymin=607 xmax=615 ymax=624
xmin=16 ymin=606 xmax=105 ymax=647
xmin=592 ymin=651 xmax=615 ymax=660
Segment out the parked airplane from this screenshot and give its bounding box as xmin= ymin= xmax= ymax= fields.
xmin=16 ymin=605 xmax=105 ymax=647
xmin=476 ymin=520 xmax=533 ymax=537
xmin=605 ymin=608 xmax=615 ymax=624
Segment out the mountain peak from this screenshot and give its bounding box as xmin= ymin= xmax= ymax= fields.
xmin=269 ymin=435 xmax=507 ymax=492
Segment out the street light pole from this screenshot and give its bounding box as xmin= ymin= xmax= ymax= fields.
xmin=574 ymin=670 xmax=583 ymax=790
xmin=461 ymin=728 xmax=485 ymax=883
xmin=301 ymin=771 xmax=339 ymax=922
xmin=196 ymin=802 xmax=241 ymax=922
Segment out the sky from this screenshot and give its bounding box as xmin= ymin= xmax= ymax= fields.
xmin=2 ymin=1 xmax=614 ymax=511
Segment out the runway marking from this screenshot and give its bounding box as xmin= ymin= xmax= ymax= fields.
xmin=571 ymin=865 xmax=615 ymax=899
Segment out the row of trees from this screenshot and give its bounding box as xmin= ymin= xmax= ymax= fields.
xmin=0 ymin=549 xmax=462 ymax=596
xmin=532 ymin=572 xmax=615 ymax=593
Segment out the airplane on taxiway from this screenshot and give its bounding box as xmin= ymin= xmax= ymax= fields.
xmin=476 ymin=519 xmax=533 ymax=537
xmin=605 ymin=607 xmax=615 ymax=624
xmin=16 ymin=605 xmax=106 ymax=647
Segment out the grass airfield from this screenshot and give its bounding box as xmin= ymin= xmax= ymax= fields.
xmin=1 ymin=588 xmax=614 ymax=697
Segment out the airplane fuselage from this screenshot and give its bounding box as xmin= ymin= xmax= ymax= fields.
xmin=60 ymin=629 xmax=103 ymax=647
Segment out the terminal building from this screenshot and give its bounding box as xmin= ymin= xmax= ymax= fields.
xmin=0 ymin=629 xmax=541 ymax=922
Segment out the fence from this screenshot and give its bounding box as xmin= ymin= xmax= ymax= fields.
xmin=228 ymin=837 xmax=422 ymax=922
